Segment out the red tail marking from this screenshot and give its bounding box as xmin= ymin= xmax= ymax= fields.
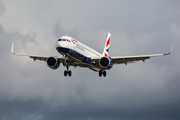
xmin=106 ymin=38 xmax=110 ymax=47
xmin=104 ymin=53 xmax=108 ymax=56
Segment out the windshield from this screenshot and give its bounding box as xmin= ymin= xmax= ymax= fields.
xmin=58 ymin=39 xmax=71 ymax=42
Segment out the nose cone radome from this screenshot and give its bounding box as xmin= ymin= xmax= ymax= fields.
xmin=55 ymin=41 xmax=60 ymax=48
xmin=55 ymin=41 xmax=66 ymax=48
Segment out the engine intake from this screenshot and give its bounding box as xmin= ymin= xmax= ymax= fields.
xmin=99 ymin=57 xmax=113 ymax=69
xmin=46 ymin=56 xmax=60 ymax=69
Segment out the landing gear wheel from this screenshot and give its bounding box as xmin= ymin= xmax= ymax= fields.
xmin=64 ymin=70 xmax=72 ymax=77
xmin=99 ymin=71 xmax=102 ymax=77
xmin=103 ymin=71 xmax=106 ymax=77
xmin=99 ymin=71 xmax=106 ymax=77
xmin=64 ymin=70 xmax=67 ymax=76
xmin=68 ymin=71 xmax=72 ymax=77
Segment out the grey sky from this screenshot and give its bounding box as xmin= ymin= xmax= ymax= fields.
xmin=0 ymin=0 xmax=180 ymax=120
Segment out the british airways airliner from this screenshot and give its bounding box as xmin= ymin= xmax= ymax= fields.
xmin=11 ymin=33 xmax=173 ymax=77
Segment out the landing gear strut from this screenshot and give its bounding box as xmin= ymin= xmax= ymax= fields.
xmin=99 ymin=71 xmax=106 ymax=77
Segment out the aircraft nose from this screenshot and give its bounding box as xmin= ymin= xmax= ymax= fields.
xmin=55 ymin=40 xmax=66 ymax=48
xmin=55 ymin=41 xmax=61 ymax=48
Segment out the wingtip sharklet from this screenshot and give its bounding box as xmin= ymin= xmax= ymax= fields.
xmin=171 ymin=43 xmax=174 ymax=53
xmin=163 ymin=43 xmax=173 ymax=55
xmin=11 ymin=43 xmax=14 ymax=54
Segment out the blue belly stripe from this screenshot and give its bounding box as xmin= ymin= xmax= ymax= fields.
xmin=56 ymin=47 xmax=90 ymax=63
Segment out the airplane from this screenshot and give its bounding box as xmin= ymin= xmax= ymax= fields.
xmin=11 ymin=33 xmax=173 ymax=77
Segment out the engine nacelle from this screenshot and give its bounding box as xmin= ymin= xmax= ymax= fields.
xmin=99 ymin=57 xmax=113 ymax=69
xmin=46 ymin=56 xmax=60 ymax=70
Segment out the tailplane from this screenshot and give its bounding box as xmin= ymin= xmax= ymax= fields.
xmin=103 ymin=33 xmax=111 ymax=56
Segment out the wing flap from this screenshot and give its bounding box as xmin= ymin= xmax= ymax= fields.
xmin=111 ymin=56 xmax=150 ymax=65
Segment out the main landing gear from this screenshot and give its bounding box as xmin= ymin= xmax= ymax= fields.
xmin=99 ymin=71 xmax=106 ymax=77
xmin=63 ymin=55 xmax=72 ymax=77
xmin=64 ymin=65 xmax=72 ymax=77
xmin=64 ymin=70 xmax=72 ymax=77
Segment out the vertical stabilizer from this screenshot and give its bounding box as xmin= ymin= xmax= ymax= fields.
xmin=103 ymin=33 xmax=111 ymax=56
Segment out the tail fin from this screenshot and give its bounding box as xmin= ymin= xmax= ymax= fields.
xmin=103 ymin=33 xmax=111 ymax=57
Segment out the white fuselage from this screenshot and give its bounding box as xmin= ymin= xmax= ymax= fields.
xmin=55 ymin=36 xmax=103 ymax=71
xmin=56 ymin=36 xmax=103 ymax=61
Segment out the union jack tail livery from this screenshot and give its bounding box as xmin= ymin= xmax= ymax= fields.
xmin=103 ymin=33 xmax=111 ymax=57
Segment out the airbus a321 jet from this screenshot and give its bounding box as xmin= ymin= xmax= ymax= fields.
xmin=11 ymin=33 xmax=173 ymax=77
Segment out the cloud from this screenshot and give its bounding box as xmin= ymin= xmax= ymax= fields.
xmin=0 ymin=0 xmax=180 ymax=120
xmin=0 ymin=0 xmax=5 ymax=16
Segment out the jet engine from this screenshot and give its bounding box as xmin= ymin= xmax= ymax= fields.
xmin=99 ymin=57 xmax=113 ymax=69
xmin=46 ymin=56 xmax=60 ymax=70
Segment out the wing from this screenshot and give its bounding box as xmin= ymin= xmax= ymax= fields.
xmin=11 ymin=43 xmax=66 ymax=62
xmin=91 ymin=44 xmax=173 ymax=65
xmin=11 ymin=43 xmax=94 ymax=68
xmin=111 ymin=54 xmax=165 ymax=65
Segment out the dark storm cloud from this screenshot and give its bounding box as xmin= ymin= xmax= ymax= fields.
xmin=42 ymin=106 xmax=180 ymax=120
xmin=0 ymin=100 xmax=179 ymax=120
xmin=0 ymin=100 xmax=44 ymax=120
xmin=0 ymin=0 xmax=180 ymax=120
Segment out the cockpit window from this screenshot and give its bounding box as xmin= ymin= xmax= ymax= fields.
xmin=58 ymin=39 xmax=71 ymax=42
